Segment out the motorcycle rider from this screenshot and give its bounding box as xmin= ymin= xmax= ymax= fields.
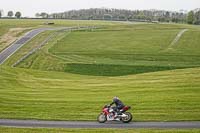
xmin=110 ymin=96 xmax=125 ymax=116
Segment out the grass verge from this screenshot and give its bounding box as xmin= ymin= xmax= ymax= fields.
xmin=0 ymin=127 xmax=200 ymax=133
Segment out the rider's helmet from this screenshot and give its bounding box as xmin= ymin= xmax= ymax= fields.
xmin=113 ymin=96 xmax=119 ymax=102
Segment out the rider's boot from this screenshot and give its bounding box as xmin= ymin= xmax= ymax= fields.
xmin=114 ymin=112 xmax=118 ymax=119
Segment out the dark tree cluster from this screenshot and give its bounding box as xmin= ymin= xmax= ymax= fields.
xmin=187 ymin=9 xmax=200 ymax=25
xmin=0 ymin=10 xmax=22 ymax=18
xmin=0 ymin=10 xmax=3 ymax=18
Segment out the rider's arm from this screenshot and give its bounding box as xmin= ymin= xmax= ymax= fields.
xmin=110 ymin=102 xmax=114 ymax=106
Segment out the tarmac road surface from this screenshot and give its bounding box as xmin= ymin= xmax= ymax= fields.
xmin=0 ymin=119 xmax=200 ymax=128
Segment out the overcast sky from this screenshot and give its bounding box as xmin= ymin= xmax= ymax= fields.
xmin=0 ymin=0 xmax=200 ymax=17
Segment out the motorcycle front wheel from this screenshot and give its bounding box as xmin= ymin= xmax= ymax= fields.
xmin=97 ymin=113 xmax=107 ymax=123
xmin=121 ymin=112 xmax=132 ymax=123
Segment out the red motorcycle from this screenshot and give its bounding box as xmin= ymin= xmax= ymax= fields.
xmin=97 ymin=105 xmax=132 ymax=123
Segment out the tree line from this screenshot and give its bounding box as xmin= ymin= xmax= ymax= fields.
xmin=0 ymin=10 xmax=22 ymax=18
xmin=36 ymin=8 xmax=200 ymax=25
xmin=0 ymin=8 xmax=199 ymax=25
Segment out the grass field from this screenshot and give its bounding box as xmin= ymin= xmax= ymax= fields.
xmin=1 ymin=127 xmax=200 ymax=133
xmin=0 ymin=20 xmax=200 ymax=122
xmin=0 ymin=66 xmax=199 ymax=121
xmin=14 ymin=23 xmax=200 ymax=76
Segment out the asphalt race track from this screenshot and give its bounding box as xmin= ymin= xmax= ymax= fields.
xmin=0 ymin=119 xmax=200 ymax=128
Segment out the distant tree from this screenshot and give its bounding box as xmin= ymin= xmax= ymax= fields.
xmin=7 ymin=11 xmax=14 ymax=17
xmin=35 ymin=13 xmax=40 ymax=18
xmin=119 ymin=15 xmax=126 ymax=20
xmin=165 ymin=11 xmax=170 ymax=17
xmin=103 ymin=14 xmax=112 ymax=20
xmin=15 ymin=11 xmax=22 ymax=18
xmin=172 ymin=17 xmax=178 ymax=23
xmin=165 ymin=11 xmax=170 ymax=22
xmin=194 ymin=11 xmax=200 ymax=25
xmin=0 ymin=10 xmax=3 ymax=18
xmin=187 ymin=11 xmax=195 ymax=24
xmin=127 ymin=15 xmax=133 ymax=21
xmin=40 ymin=12 xmax=48 ymax=18
xmin=51 ymin=13 xmax=58 ymax=19
xmin=158 ymin=17 xmax=166 ymax=22
xmin=137 ymin=11 xmax=146 ymax=20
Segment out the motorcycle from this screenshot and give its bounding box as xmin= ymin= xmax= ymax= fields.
xmin=97 ymin=105 xmax=132 ymax=123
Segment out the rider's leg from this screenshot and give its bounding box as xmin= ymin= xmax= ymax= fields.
xmin=117 ymin=105 xmax=124 ymax=115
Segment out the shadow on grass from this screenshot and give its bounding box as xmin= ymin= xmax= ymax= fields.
xmin=65 ymin=63 xmax=184 ymax=76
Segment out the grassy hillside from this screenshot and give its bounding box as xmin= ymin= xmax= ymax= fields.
xmin=0 ymin=66 xmax=199 ymax=121
xmin=14 ymin=23 xmax=200 ymax=76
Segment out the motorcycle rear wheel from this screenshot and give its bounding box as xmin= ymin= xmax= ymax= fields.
xmin=97 ymin=113 xmax=107 ymax=123
xmin=121 ymin=112 xmax=132 ymax=123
